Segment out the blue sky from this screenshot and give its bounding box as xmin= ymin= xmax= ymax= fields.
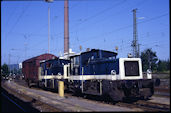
xmin=1 ymin=0 xmax=170 ymax=65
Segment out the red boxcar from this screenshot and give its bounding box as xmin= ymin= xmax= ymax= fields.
xmin=22 ymin=53 xmax=57 ymax=85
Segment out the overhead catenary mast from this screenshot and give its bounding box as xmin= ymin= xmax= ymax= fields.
xmin=8 ymin=53 xmax=11 ymax=66
xmin=131 ymin=9 xmax=139 ymax=58
xmin=64 ymin=0 xmax=69 ymax=55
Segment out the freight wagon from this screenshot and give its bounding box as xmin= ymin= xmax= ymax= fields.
xmin=22 ymin=53 xmax=57 ymax=87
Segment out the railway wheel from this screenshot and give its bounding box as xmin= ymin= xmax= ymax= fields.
xmin=28 ymin=80 xmax=32 ymax=88
xmin=109 ymin=88 xmax=125 ymax=102
xmin=37 ymin=82 xmax=40 ymax=88
xmin=140 ymin=88 xmax=152 ymax=100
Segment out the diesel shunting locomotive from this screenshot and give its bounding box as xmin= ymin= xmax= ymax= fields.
xmin=22 ymin=49 xmax=160 ymax=101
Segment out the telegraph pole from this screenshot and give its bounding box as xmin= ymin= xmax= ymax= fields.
xmin=24 ymin=43 xmax=27 ymax=59
xmin=131 ymin=9 xmax=139 ymax=58
xmin=8 ymin=53 xmax=11 ymax=75
xmin=24 ymin=35 xmax=27 ymax=59
xmin=138 ymin=44 xmax=140 ymax=58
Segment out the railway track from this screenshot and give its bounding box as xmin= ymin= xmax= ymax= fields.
xmin=154 ymin=87 xmax=170 ymax=97
xmin=13 ymin=79 xmax=170 ymax=111
xmin=1 ymin=92 xmax=26 ymax=112
xmin=65 ymin=92 xmax=170 ymax=112
xmin=2 ymin=80 xmax=133 ymax=111
xmin=133 ymin=100 xmax=170 ymax=111
xmin=1 ymin=87 xmax=41 ymax=112
xmin=65 ymin=89 xmax=170 ymax=112
xmin=116 ymin=100 xmax=170 ymax=112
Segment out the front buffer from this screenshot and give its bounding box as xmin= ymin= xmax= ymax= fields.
xmin=102 ymin=79 xmax=159 ymax=102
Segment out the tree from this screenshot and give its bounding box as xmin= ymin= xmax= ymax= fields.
xmin=1 ymin=63 xmax=10 ymax=77
xmin=157 ymin=59 xmax=170 ymax=72
xmin=166 ymin=59 xmax=170 ymax=70
xmin=140 ymin=48 xmax=158 ymax=72
xmin=17 ymin=68 xmax=22 ymax=75
xmin=157 ymin=60 xmax=166 ymax=72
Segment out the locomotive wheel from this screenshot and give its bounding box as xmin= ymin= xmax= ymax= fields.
xmin=73 ymin=89 xmax=83 ymax=97
xmin=42 ymin=83 xmax=46 ymax=90
xmin=28 ymin=80 xmax=32 ymax=88
xmin=109 ymin=88 xmax=125 ymax=102
xmin=37 ymin=82 xmax=40 ymax=88
xmin=141 ymin=96 xmax=149 ymax=100
xmin=140 ymin=88 xmax=152 ymax=100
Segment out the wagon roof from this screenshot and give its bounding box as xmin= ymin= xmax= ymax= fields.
xmin=22 ymin=53 xmax=57 ymax=63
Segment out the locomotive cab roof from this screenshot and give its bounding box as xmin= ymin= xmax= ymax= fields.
xmin=70 ymin=49 xmax=117 ymax=58
xmin=81 ymin=49 xmax=117 ymax=56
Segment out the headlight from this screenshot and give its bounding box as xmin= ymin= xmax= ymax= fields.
xmin=147 ymin=69 xmax=152 ymax=79
xmin=147 ymin=69 xmax=152 ymax=74
xmin=111 ymin=70 xmax=116 ymax=75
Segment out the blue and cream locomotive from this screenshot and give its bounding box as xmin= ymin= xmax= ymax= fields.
xmin=26 ymin=49 xmax=160 ymax=101
xmin=66 ymin=49 xmax=159 ymax=101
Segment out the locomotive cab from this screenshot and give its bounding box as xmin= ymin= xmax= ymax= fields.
xmin=38 ymin=58 xmax=70 ymax=89
xmin=118 ymin=58 xmax=143 ymax=80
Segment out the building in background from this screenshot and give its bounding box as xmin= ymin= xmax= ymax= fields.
xmin=19 ymin=63 xmax=22 ymax=69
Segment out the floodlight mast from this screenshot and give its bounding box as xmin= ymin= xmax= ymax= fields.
xmin=45 ymin=0 xmax=53 ymax=53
